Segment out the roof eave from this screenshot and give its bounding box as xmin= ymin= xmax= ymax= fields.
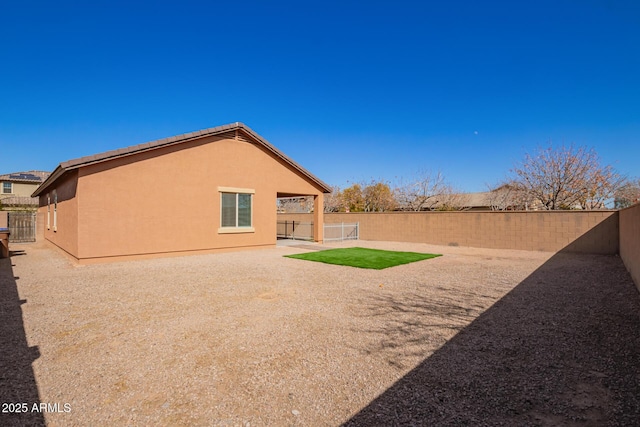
xmin=32 ymin=165 xmax=65 ymax=197
xmin=236 ymin=124 xmax=332 ymax=193
xmin=32 ymin=122 xmax=332 ymax=196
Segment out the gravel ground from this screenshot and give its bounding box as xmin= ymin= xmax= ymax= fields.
xmin=1 ymin=240 xmax=639 ymax=426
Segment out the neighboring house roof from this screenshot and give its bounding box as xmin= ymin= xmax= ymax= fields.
xmin=0 ymin=170 xmax=51 ymax=184
xmin=462 ymin=192 xmax=493 ymax=208
xmin=1 ymin=171 xmax=50 ymax=207
xmin=33 ymin=123 xmax=332 ymax=197
xmin=1 ymin=196 xmax=39 ymax=206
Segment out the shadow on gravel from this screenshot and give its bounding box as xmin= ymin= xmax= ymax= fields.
xmin=345 ymin=241 xmax=640 ymax=425
xmin=0 ymin=251 xmax=45 ymax=426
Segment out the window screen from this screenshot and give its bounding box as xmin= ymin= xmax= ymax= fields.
xmin=221 ymin=192 xmax=252 ymax=228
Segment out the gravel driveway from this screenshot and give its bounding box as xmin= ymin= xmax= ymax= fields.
xmin=1 ymin=240 xmax=639 ymax=426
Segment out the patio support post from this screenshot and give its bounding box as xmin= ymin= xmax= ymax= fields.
xmin=313 ymin=194 xmax=324 ymax=243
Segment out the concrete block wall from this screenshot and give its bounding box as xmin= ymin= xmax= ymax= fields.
xmin=36 ymin=210 xmax=45 ymax=242
xmin=619 ymin=204 xmax=640 ymax=291
xmin=278 ymin=211 xmax=619 ymax=254
xmin=321 ymin=211 xmax=619 ymax=254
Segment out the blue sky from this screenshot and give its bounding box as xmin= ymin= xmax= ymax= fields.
xmin=1 ymin=0 xmax=638 ymax=192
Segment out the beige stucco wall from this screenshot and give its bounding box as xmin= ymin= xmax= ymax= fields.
xmin=0 ymin=211 xmax=7 ymax=228
xmin=294 ymin=211 xmax=618 ymax=254
xmin=58 ymin=134 xmax=325 ymax=262
xmin=620 ymin=204 xmax=640 ymax=291
xmin=36 ymin=210 xmax=45 ymax=242
xmin=38 ymin=170 xmax=80 ymax=257
xmin=0 ymin=181 xmax=40 ymax=198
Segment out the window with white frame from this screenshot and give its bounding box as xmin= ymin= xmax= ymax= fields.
xmin=2 ymin=182 xmax=12 ymax=194
xmin=218 ymin=187 xmax=254 ymax=233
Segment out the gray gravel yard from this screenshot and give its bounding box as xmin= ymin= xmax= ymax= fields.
xmin=1 ymin=240 xmax=639 ymax=426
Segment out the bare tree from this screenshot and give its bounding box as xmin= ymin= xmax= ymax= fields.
xmin=486 ymin=184 xmax=514 ymax=211
xmin=435 ymin=190 xmax=472 ymax=211
xmin=277 ymin=196 xmax=313 ymax=213
xmin=614 ymin=179 xmax=640 ymax=208
xmin=394 ymin=170 xmax=451 ymax=211
xmin=485 ymin=182 xmax=532 ymax=211
xmin=577 ymin=167 xmax=625 ymax=210
xmin=323 ymin=186 xmax=343 ymax=213
xmin=511 ymin=143 xmax=624 ymax=210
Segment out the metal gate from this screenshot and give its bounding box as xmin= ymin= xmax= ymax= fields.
xmin=323 ymin=222 xmax=359 ymax=242
xmin=8 ymin=212 xmax=37 ymax=243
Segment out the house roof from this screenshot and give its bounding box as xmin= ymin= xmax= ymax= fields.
xmin=462 ymin=192 xmax=493 ymax=208
xmin=0 ymin=170 xmax=51 ymax=184
xmin=1 ymin=196 xmax=39 ymax=206
xmin=33 ymin=123 xmax=332 ymax=197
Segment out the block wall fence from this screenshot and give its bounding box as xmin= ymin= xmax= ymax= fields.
xmin=280 ymin=211 xmax=619 ymax=254
xmin=620 ymin=204 xmax=640 ymax=289
xmin=280 ymin=210 xmax=639 ymax=291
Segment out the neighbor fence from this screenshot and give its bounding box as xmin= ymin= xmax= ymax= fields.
xmin=323 ymin=222 xmax=359 ymax=242
xmin=276 ymin=210 xmax=639 ymax=290
xmin=324 ymin=211 xmax=619 ymax=254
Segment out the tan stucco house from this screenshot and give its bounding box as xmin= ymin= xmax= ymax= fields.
xmin=33 ymin=123 xmax=331 ymax=263
xmin=1 ymin=171 xmax=51 ymax=208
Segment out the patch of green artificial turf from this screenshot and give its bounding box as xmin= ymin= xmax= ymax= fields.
xmin=284 ymin=247 xmax=442 ymax=270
